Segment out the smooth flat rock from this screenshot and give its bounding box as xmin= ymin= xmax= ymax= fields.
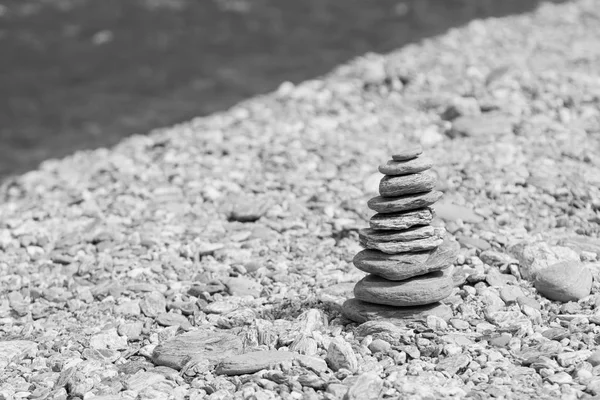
xmin=392 ymin=145 xmax=423 ymax=161
xmin=353 ymin=239 xmax=459 ymax=280
xmin=379 ymin=157 xmax=433 ymax=176
xmin=215 ymin=351 xmax=326 ymax=376
xmin=379 ymin=172 xmax=437 ymax=197
xmin=534 ymin=261 xmax=593 ymax=302
xmin=360 ymin=225 xmax=440 ymax=243
xmin=448 ymin=112 xmax=515 ymax=138
xmin=360 ymin=231 xmax=444 ymax=254
xmin=152 ymin=329 xmax=243 ymax=370
xmin=342 ymin=299 xmax=453 ymax=325
xmin=368 ymin=191 xmax=443 ymax=214
xmin=433 ymin=201 xmax=483 ymax=223
xmin=354 ymin=270 xmax=453 ymax=306
xmin=370 ymin=208 xmax=434 ymax=230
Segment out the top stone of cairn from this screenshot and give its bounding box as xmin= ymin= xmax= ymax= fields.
xmin=391 ymin=145 xmax=423 ymax=161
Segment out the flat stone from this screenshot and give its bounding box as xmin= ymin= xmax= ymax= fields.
xmin=534 ymin=261 xmax=593 ymax=302
xmin=156 ymin=313 xmax=191 ymax=329
xmin=326 ymin=337 xmax=358 ymax=372
xmin=435 ymin=354 xmax=471 ymax=375
xmin=457 ymin=235 xmax=491 ymax=251
xmin=368 ymin=191 xmax=443 ymax=214
xmin=151 ymin=329 xmax=243 ymax=370
xmin=140 ymin=291 xmax=167 ymax=318
xmin=379 ymin=157 xmax=433 ymax=176
xmin=359 ymin=228 xmax=445 ymax=254
xmin=433 ymin=201 xmax=483 ymax=223
xmin=353 ymin=238 xmax=459 ymax=280
xmin=354 ymin=270 xmax=453 ymax=306
xmin=360 ymin=225 xmax=440 ymax=242
xmin=379 ymin=172 xmax=437 ymax=197
xmin=342 ymin=299 xmax=453 ymax=325
xmin=224 ymin=276 xmax=262 ymax=298
xmin=558 ymin=235 xmax=600 ymax=257
xmin=392 ymin=145 xmax=423 ymax=161
xmin=228 ymin=196 xmax=270 ymax=222
xmin=499 ymin=286 xmax=525 ymax=304
xmin=369 ymin=208 xmax=434 ymax=230
xmin=448 ymin=112 xmax=514 ymax=138
xmin=215 ymin=350 xmax=320 ymax=375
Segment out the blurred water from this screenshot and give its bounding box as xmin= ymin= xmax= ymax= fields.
xmin=0 ymin=0 xmax=563 ymax=179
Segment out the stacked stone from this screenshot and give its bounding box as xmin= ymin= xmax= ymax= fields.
xmin=343 ymin=145 xmax=459 ymax=322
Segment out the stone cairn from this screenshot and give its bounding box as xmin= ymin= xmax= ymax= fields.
xmin=343 ymin=145 xmax=459 ymax=323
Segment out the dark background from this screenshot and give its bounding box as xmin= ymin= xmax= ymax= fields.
xmin=0 ymin=0 xmax=562 ymax=180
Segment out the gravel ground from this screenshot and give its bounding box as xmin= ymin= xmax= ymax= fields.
xmin=1 ymin=0 xmax=600 ymax=399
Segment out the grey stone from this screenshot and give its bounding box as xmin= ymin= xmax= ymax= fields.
xmin=433 ymin=201 xmax=483 ymax=223
xmin=534 ymin=261 xmax=593 ymax=302
xmin=359 ymin=225 xmax=441 ymax=243
xmin=368 ymin=339 xmax=391 ymax=354
xmin=353 ymin=238 xmax=459 ymax=280
xmin=140 ymin=291 xmax=167 ymax=318
xmin=326 ymin=337 xmax=358 ymax=372
xmin=435 ymin=354 xmax=471 ymax=375
xmin=448 ymin=112 xmax=514 ymax=138
xmin=224 ymin=276 xmax=262 ymax=298
xmin=379 ymin=157 xmax=433 ymax=176
xmin=156 ymin=313 xmax=191 ymax=329
xmin=485 ymin=269 xmax=517 ymax=287
xmin=342 ymin=299 xmax=453 ymax=325
xmin=558 ymin=235 xmax=600 ymax=257
xmin=345 ymin=372 xmax=384 ymax=400
xmin=457 ymin=235 xmax=490 ymax=251
xmin=379 ymin=172 xmax=437 ymax=197
xmin=508 ymin=241 xmax=579 ymax=281
xmin=369 ymin=208 xmax=434 ymax=230
xmin=215 ymin=350 xmax=321 ymax=375
xmin=151 ymin=329 xmax=243 ymax=370
xmin=391 ymin=145 xmax=423 ymax=161
xmin=359 ymin=232 xmax=444 ymax=254
xmin=354 ymin=270 xmax=453 ymax=306
xmin=368 ymin=191 xmax=443 ymax=214
xmin=499 ymin=286 xmax=524 ymax=304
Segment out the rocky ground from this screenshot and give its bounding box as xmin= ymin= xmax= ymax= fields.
xmin=1 ymin=0 xmax=600 ymax=399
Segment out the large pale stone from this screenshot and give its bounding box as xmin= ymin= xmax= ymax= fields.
xmin=353 ymin=239 xmax=459 ymax=280
xmin=370 ymin=208 xmax=434 ymax=230
xmin=379 ymin=157 xmax=433 ymax=176
xmin=368 ymin=191 xmax=443 ymax=214
xmin=342 ymin=299 xmax=452 ymax=325
xmin=354 ymin=270 xmax=453 ymax=306
xmin=379 ymin=172 xmax=437 ymax=197
xmin=534 ymin=261 xmax=593 ymax=302
xmin=508 ymin=241 xmax=580 ymax=281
